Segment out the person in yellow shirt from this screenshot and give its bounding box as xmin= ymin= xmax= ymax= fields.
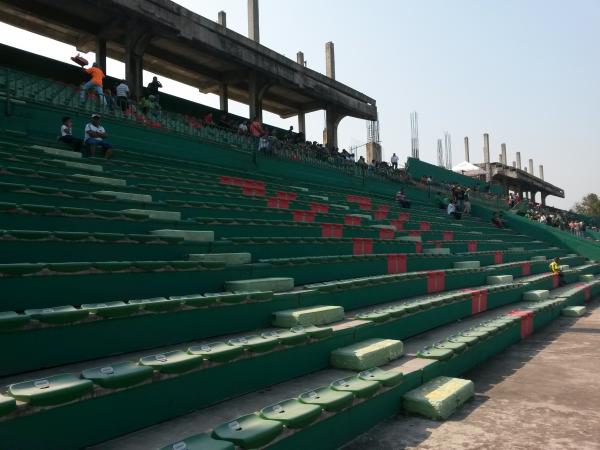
xmin=79 ymin=62 xmax=106 ymax=106
xmin=549 ymin=257 xmax=565 ymax=286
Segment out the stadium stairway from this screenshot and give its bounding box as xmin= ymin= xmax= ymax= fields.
xmin=0 ymin=138 xmax=599 ymax=450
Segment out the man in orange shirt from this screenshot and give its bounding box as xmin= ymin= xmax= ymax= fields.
xmin=80 ymin=62 xmax=106 ymax=106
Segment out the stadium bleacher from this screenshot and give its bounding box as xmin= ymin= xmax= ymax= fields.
xmin=0 ymin=56 xmax=599 ymax=450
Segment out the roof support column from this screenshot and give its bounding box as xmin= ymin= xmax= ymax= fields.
xmin=125 ymin=24 xmax=153 ymax=100
xmin=248 ymin=71 xmax=269 ymax=121
xmin=297 ymin=112 xmax=306 ymax=135
xmin=324 ymin=107 xmax=344 ymax=149
xmin=95 ymin=37 xmax=107 ymax=74
xmin=219 ymin=82 xmax=228 ymax=112
xmin=541 ymin=192 xmax=548 ymax=206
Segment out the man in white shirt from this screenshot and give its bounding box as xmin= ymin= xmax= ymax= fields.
xmin=84 ymin=114 xmax=113 ymax=159
xmin=115 ymin=80 xmax=129 ymax=112
xmin=447 ymin=202 xmax=461 ymax=220
xmin=391 ymin=153 xmax=399 ymax=170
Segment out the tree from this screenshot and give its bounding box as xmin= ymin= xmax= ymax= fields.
xmin=572 ymin=193 xmax=600 ymax=217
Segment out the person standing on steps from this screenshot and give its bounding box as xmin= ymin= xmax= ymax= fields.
xmin=549 ymin=257 xmax=566 ymax=286
xmin=79 ymin=62 xmax=106 ymax=106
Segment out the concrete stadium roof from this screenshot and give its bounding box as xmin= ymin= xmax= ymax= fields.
xmin=0 ymin=0 xmax=378 ymax=120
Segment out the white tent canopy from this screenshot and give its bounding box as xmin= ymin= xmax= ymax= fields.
xmin=452 ymin=161 xmax=486 ymax=176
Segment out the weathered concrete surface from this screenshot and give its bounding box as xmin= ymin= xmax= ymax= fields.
xmin=343 ymin=300 xmax=600 ymax=450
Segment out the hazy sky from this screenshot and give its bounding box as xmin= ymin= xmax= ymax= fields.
xmin=0 ymin=0 xmax=598 ymax=208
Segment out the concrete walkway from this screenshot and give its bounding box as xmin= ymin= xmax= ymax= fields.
xmin=343 ymin=299 xmax=600 ymax=450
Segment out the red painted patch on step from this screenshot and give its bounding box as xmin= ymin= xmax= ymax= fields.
xmin=494 ymin=251 xmax=504 ymax=264
xmin=387 ymin=254 xmax=407 ymax=274
xmin=353 ymin=238 xmax=373 ymax=255
xmin=521 ymin=262 xmax=531 ymax=276
xmin=379 ymin=228 xmax=395 ymax=240
xmin=442 ymin=231 xmax=454 ymax=241
xmin=427 ymin=270 xmax=446 ymax=293
xmin=468 ymin=241 xmax=478 ymax=253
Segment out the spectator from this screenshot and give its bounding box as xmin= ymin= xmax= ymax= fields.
xmin=58 ymin=116 xmax=82 ymax=151
xmin=463 ymin=188 xmax=472 ymax=215
xmin=447 ymin=201 xmax=462 ymax=220
xmin=79 ymin=62 xmax=106 ymax=106
xmin=549 ymin=257 xmax=566 ymax=286
xmin=115 ymin=80 xmax=129 ymax=112
xmin=391 ymin=153 xmax=399 ymax=170
xmin=249 ymin=117 xmax=264 ymax=138
xmin=203 ymin=113 xmax=214 ymax=126
xmin=455 ymin=186 xmax=465 ymax=212
xmin=435 ymin=191 xmax=449 ymax=210
xmin=491 ymin=212 xmax=506 ymax=228
xmin=395 ymin=188 xmax=411 ymax=208
xmin=84 ymin=114 xmax=113 ymax=159
xmin=238 ymin=121 xmax=248 ymax=135
xmin=104 ymin=88 xmax=116 ymax=111
xmin=147 ymin=76 xmax=162 ymax=101
xmin=258 ymin=132 xmax=271 ymax=154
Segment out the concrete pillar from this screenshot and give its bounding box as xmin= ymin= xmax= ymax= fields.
xmin=248 ymin=71 xmax=261 ymax=121
xmin=325 ymin=42 xmax=335 ymax=79
xmin=501 ymin=143 xmax=507 ymax=166
xmin=297 ymin=51 xmax=305 ymax=66
xmin=483 ymin=133 xmax=491 ymax=181
xmin=125 ymin=26 xmax=152 ymax=100
xmin=366 ymin=142 xmax=382 ymax=163
xmin=528 ymin=158 xmax=534 ymax=176
xmin=516 ymin=151 xmax=522 ymax=169
xmin=324 ymin=108 xmax=344 ymax=149
xmin=464 ymin=136 xmax=470 ymax=162
xmin=219 ymin=82 xmax=228 ymax=112
xmin=512 ymin=161 xmax=516 ymax=168
xmin=95 ymin=37 xmax=107 ymax=74
xmin=218 ymin=11 xmax=227 ymax=27
xmin=297 ymin=113 xmax=306 ymax=135
xmin=524 ymin=167 xmax=528 ymax=173
xmin=248 ymin=0 xmax=259 ymax=42
xmin=539 ymin=164 xmax=544 ymax=180
xmin=541 ymin=192 xmax=548 ymax=206
xmin=248 ymin=72 xmax=269 ymax=121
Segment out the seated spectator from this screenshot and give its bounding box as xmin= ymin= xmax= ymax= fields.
xmin=249 ymin=117 xmax=264 ymax=137
xmin=455 ymin=186 xmax=465 ymax=212
xmin=491 ymin=212 xmax=506 ymax=228
xmin=238 ymin=121 xmax=248 ymax=135
xmin=79 ymin=62 xmax=106 ymax=106
xmin=391 ymin=153 xmax=399 ymax=170
xmin=139 ymin=96 xmax=161 ymax=119
xmin=84 ymin=114 xmax=113 ymax=159
xmin=115 ymin=80 xmax=130 ymax=112
xmin=549 ymin=257 xmax=566 ymax=286
xmin=436 ymin=191 xmax=449 ymax=210
xmin=203 ymin=113 xmax=214 ymax=126
xmin=447 ymin=201 xmax=462 ymax=219
xmin=395 ymin=188 xmax=411 ymax=208
xmin=58 ymin=116 xmax=82 ymax=151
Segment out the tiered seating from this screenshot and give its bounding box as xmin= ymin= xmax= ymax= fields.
xmin=0 ymin=135 xmax=598 ymax=450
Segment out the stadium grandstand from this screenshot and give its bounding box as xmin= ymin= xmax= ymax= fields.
xmin=0 ymin=1 xmax=599 ymax=449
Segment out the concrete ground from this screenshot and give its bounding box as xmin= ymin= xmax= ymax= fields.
xmin=343 ymin=299 xmax=600 ymax=450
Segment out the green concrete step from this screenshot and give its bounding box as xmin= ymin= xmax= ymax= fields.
xmin=225 ymin=277 xmax=294 ymax=293
xmin=403 ymin=376 xmax=474 ymax=420
xmin=272 ymin=305 xmax=344 ymax=327
xmin=189 ymin=253 xmax=252 ymax=266
xmin=522 ymin=290 xmax=549 ymax=301
xmin=562 ymin=306 xmax=586 ymax=317
xmin=331 ymin=338 xmax=404 ymax=371
xmin=150 ymin=229 xmax=214 ymax=242
xmin=160 ymin=433 xmax=234 ymax=450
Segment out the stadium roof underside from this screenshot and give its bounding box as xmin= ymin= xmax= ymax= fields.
xmin=481 ymin=162 xmax=565 ymax=202
xmin=0 ymin=0 xmax=377 ymax=121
